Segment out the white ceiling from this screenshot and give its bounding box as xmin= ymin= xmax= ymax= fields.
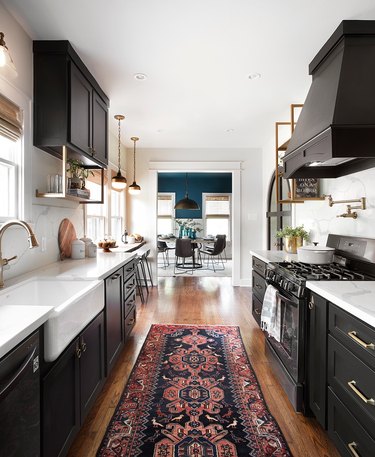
xmin=3 ymin=0 xmax=375 ymax=148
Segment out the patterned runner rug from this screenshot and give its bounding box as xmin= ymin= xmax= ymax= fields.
xmin=97 ymin=324 xmax=292 ymax=456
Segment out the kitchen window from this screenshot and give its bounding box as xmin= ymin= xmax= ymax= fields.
xmin=85 ymin=168 xmax=125 ymax=244
xmin=85 ymin=170 xmax=108 ymax=242
xmin=157 ymin=193 xmax=175 ymax=235
xmin=0 ymin=93 xmax=23 ymax=220
xmin=203 ymin=193 xmax=231 ymax=240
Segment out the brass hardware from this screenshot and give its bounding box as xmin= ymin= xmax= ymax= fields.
xmin=254 ymin=309 xmax=261 ymax=315
xmin=348 ymin=331 xmax=375 ymax=350
xmin=75 ymin=342 xmax=82 ymax=359
xmin=348 ymin=441 xmax=361 ymax=457
xmin=326 ymin=195 xmax=366 ymax=218
xmin=128 ymin=318 xmax=135 ymax=325
xmin=308 ymin=297 xmax=314 ymax=310
xmin=80 ymin=337 xmax=87 ymax=353
xmin=255 ymin=283 xmax=262 ymax=289
xmin=91 ymin=148 xmax=96 ymax=156
xmin=348 ymin=380 xmax=375 ymax=406
xmin=0 ymin=221 xmax=39 ymax=288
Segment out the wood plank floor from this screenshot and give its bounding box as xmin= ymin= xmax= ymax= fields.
xmin=67 ymin=277 xmax=339 ymax=457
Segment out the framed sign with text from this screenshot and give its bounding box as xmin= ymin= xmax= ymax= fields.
xmin=293 ymin=178 xmax=321 ymax=200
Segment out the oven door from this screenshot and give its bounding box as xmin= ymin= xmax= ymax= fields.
xmin=266 ymin=285 xmax=305 ymax=383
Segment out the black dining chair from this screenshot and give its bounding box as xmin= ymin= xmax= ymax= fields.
xmin=174 ymin=238 xmax=200 ymax=274
xmin=199 ymin=236 xmax=226 ymax=272
xmin=157 ymin=240 xmax=170 ymax=268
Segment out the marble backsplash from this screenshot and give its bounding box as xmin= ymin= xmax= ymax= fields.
xmin=295 ymin=167 xmax=375 ymax=246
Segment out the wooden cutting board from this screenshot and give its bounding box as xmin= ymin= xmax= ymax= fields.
xmin=58 ymin=218 xmax=77 ymax=260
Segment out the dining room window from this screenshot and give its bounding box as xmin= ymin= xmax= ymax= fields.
xmin=157 ymin=193 xmax=175 ymax=235
xmin=203 ymin=193 xmax=231 ymax=240
xmin=0 ymin=94 xmax=23 ymax=221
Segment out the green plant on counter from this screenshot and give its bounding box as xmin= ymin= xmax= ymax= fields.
xmin=275 ymin=225 xmax=309 ymax=240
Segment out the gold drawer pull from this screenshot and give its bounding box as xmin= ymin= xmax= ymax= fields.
xmin=348 ymin=331 xmax=375 ymax=350
xmin=348 ymin=380 xmax=375 ymax=406
xmin=348 ymin=441 xmax=360 ymax=457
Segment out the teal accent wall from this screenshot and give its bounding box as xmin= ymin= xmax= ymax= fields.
xmin=158 ymin=172 xmax=232 ymax=218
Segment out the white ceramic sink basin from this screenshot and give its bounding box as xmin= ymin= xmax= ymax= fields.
xmin=0 ymin=278 xmax=104 ymax=362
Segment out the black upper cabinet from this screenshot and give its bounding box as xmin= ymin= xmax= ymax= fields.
xmin=33 ymin=40 xmax=109 ymax=167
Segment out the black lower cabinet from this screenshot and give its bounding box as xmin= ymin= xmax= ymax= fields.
xmin=42 ymin=312 xmax=105 ymax=457
xmin=307 ymin=291 xmax=328 ymax=428
xmin=105 ymin=269 xmax=124 ymax=375
xmin=328 ymin=388 xmax=375 ymax=457
xmin=251 ymin=256 xmax=267 ymax=327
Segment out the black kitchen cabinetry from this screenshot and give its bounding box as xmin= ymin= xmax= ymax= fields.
xmin=307 ymin=291 xmax=328 ymax=428
xmin=33 ymin=40 xmax=109 ymax=167
xmin=42 ymin=311 xmax=105 ymax=457
xmin=105 ymin=260 xmax=136 ymax=376
xmin=327 ymin=304 xmax=375 ymax=457
xmin=251 ymin=256 xmax=267 ymax=326
xmin=105 ymin=268 xmax=124 ymax=375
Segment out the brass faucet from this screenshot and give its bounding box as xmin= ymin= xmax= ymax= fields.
xmin=0 ymin=220 xmax=39 ymax=288
xmin=326 ymin=195 xmax=366 ymax=219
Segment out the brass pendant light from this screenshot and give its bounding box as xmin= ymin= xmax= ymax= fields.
xmin=111 ymin=114 xmax=127 ymax=191
xmin=174 ymin=173 xmax=200 ymax=210
xmin=128 ymin=136 xmax=141 ymax=195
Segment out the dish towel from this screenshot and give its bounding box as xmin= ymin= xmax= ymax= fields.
xmin=261 ymin=284 xmax=281 ymax=342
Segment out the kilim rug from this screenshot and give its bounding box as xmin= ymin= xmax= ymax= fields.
xmin=97 ymin=324 xmax=292 ymax=456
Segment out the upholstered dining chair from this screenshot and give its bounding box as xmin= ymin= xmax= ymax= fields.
xmin=199 ymin=236 xmax=226 ymax=272
xmin=174 ymin=238 xmax=200 ymax=274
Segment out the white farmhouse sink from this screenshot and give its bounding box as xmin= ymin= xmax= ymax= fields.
xmin=0 ymin=278 xmax=104 ymax=362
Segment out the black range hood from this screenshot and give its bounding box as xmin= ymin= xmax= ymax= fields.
xmin=283 ymin=20 xmax=375 ymax=179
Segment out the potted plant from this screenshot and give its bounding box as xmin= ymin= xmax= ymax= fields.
xmin=66 ymin=158 xmax=84 ymax=190
xmin=66 ymin=159 xmax=94 ymax=192
xmin=275 ymin=225 xmax=309 ymax=253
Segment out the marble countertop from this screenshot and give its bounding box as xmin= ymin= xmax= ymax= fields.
xmin=250 ymin=250 xmax=298 ymax=264
xmin=307 ymin=280 xmax=375 ymax=328
xmin=0 ymin=249 xmax=138 ymax=360
xmin=250 ymin=249 xmax=375 ymax=328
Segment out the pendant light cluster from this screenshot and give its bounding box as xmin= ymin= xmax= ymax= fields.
xmin=174 ymin=173 xmax=200 ymax=210
xmin=111 ymin=115 xmax=141 ymax=195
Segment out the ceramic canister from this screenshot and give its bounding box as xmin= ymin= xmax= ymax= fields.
xmin=71 ymin=239 xmax=85 ymax=259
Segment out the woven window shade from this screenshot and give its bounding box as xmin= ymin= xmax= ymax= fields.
xmin=0 ymin=94 xmax=23 ymax=141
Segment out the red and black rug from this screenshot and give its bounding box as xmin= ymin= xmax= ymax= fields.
xmin=97 ymin=324 xmax=292 ymax=456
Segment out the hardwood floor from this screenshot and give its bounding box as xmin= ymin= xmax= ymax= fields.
xmin=67 ymin=277 xmax=339 ymax=457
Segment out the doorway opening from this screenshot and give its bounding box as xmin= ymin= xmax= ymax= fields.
xmin=156 ymin=172 xmax=232 ymax=278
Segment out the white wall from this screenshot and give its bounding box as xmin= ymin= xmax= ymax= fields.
xmin=294 ymin=168 xmax=375 ymax=245
xmin=0 ymin=6 xmax=123 ymax=282
xmin=125 ymin=148 xmax=264 ymax=286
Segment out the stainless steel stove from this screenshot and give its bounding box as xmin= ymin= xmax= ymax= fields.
xmin=263 ymin=234 xmax=375 ymax=414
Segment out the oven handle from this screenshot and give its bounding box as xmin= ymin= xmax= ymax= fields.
xmin=275 ymin=290 xmax=298 ymax=307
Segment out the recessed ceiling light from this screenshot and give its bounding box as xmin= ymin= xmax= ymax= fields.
xmin=134 ymin=73 xmax=147 ymax=81
xmin=225 ymin=128 xmax=234 ymax=133
xmin=156 ymin=129 xmax=163 ymax=133
xmin=248 ymin=72 xmax=261 ymax=80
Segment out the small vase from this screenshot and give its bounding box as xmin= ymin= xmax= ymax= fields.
xmin=283 ymin=236 xmax=303 ymax=253
xmin=179 ymin=226 xmax=184 ymax=238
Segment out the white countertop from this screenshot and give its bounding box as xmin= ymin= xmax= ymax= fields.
xmin=250 ymin=250 xmax=298 ymax=264
xmin=251 ymin=249 xmax=375 ymax=328
xmin=0 ymin=249 xmax=138 ymax=359
xmin=307 ymin=280 xmax=375 ymax=328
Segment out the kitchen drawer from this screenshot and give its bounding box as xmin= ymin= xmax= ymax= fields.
xmin=124 ymin=289 xmax=136 ymax=318
xmin=252 ymin=270 xmax=266 ymax=302
xmin=329 ymin=304 xmax=375 ymax=370
xmin=124 ymin=274 xmax=136 ymax=299
xmin=124 ymin=260 xmax=135 ymax=281
xmin=124 ymin=306 xmax=136 ymax=341
xmin=328 ymin=334 xmax=375 ymax=437
xmin=252 ymin=256 xmax=267 ymax=277
xmin=328 ymin=387 xmax=375 ymax=457
xmin=252 ymin=294 xmax=262 ymax=327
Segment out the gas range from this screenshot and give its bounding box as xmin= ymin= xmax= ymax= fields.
xmin=266 ymin=234 xmax=375 ymax=299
